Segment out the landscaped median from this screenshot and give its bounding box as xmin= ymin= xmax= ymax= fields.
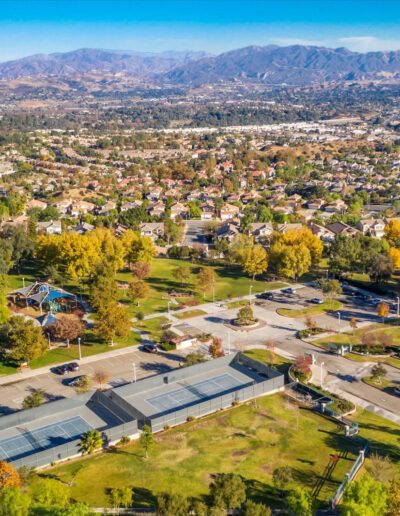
xmin=277 ymin=300 xmax=342 ymax=318
xmin=312 ymin=321 xmax=400 ymax=369
xmin=174 ymin=309 xmax=207 ymax=320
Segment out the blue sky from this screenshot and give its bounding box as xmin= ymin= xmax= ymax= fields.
xmin=1 ymin=1 xmax=400 ymax=61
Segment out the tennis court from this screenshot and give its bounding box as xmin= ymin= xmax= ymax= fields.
xmin=147 ymin=373 xmax=246 ymax=413
xmin=0 ymin=416 xmax=91 ymax=461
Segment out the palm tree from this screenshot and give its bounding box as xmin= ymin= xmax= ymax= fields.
xmin=80 ymin=429 xmax=103 ymax=455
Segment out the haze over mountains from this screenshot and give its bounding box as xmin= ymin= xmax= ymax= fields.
xmin=2 ymin=44 xmax=400 ymax=85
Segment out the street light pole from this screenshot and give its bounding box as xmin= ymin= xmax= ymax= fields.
xmin=320 ymin=361 xmax=325 ymax=388
xmin=132 ymin=362 xmax=137 ymax=383
xmin=22 ymin=277 xmax=25 ymax=288
xmin=78 ymin=337 xmax=82 ymax=360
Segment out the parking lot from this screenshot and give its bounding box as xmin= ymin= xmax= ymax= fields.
xmin=0 ymin=347 xmax=187 ymax=413
xmin=177 ymin=283 xmax=391 ymax=352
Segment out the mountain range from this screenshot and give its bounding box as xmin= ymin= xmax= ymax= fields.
xmin=2 ymin=45 xmax=400 ymax=86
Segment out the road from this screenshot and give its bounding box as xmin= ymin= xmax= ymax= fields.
xmin=182 ymin=220 xmax=208 ymax=247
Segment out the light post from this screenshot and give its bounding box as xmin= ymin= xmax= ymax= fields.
xmin=78 ymin=337 xmax=82 ymax=360
xmin=47 ymin=332 xmax=51 ymax=349
xmin=22 ymin=277 xmax=25 ymax=288
xmin=212 ymin=275 xmax=215 ymax=304
xmin=249 ymin=285 xmax=253 ymax=306
xmin=397 ymin=297 xmax=399 ymax=317
xmin=132 ymin=362 xmax=137 ymax=383
xmin=320 ymin=361 xmax=325 ymax=388
xmin=338 ymin=312 xmax=341 ymax=333
xmin=227 ymin=332 xmax=231 ymax=355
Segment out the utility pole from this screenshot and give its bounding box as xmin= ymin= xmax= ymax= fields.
xmin=78 ymin=337 xmax=82 ymax=360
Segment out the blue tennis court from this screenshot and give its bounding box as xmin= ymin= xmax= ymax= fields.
xmin=147 ymin=373 xmax=246 ymax=413
xmin=0 ymin=416 xmax=91 ymax=461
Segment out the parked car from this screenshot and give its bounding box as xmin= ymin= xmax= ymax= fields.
xmin=257 ymin=292 xmax=274 ymax=300
xmin=64 ymin=375 xmax=87 ymax=387
xmin=142 ymin=344 xmax=159 ymax=354
xmin=310 ymin=298 xmax=323 ymax=304
xmin=67 ymin=362 xmax=80 ymax=372
xmin=53 ymin=364 xmax=69 ymax=375
xmin=282 ymin=287 xmax=296 ymax=294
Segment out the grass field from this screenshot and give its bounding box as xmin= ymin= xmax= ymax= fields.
xmin=174 ymin=309 xmax=207 ymax=320
xmin=313 ymin=322 xmax=400 ymax=368
xmin=277 ymin=300 xmax=342 ymax=318
xmin=45 ymin=393 xmax=360 ymax=510
xmin=134 ymin=316 xmax=170 ymax=342
xmin=117 ymin=259 xmax=287 ymax=317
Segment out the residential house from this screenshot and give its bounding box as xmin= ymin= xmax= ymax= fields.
xmin=220 ymin=203 xmax=240 ymax=221
xmin=216 ymin=222 xmax=240 ymax=242
xmin=326 ymin=222 xmax=358 ymax=237
xmin=170 ymin=202 xmax=189 ymax=220
xmin=25 ymin=199 xmax=47 ymax=211
xmin=140 ymin=222 xmax=164 ymax=242
xmin=37 ymin=220 xmax=62 ymax=235
xmin=324 ymin=199 xmax=348 ymax=213
xmin=309 ymin=223 xmax=336 ymax=242
xmin=357 ymin=218 xmax=385 ymax=239
xmin=70 ymin=201 xmax=95 ymax=217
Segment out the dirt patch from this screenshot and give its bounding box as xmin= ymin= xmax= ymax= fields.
xmin=232 ymin=450 xmax=248 ymax=457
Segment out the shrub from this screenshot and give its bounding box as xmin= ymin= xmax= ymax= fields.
xmin=298 ymin=329 xmax=310 ymax=339
xmin=187 ymin=415 xmax=195 ymax=422
xmin=164 ymin=424 xmax=171 ymax=431
xmin=159 ymin=342 xmax=175 ymax=351
xmin=118 ymin=435 xmax=130 ymax=445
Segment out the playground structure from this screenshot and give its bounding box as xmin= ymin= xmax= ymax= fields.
xmin=8 ymin=282 xmax=80 ymax=316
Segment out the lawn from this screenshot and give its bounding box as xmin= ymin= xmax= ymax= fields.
xmin=225 ymin=300 xmax=250 ymax=310
xmin=117 ymin=259 xmax=287 ymax=317
xmin=174 ymin=309 xmax=207 ymax=320
xmin=134 ymin=316 xmax=170 ymax=342
xmin=314 ymin=322 xmax=400 ymax=368
xmin=45 ymin=392 xmax=360 ymax=510
xmin=243 ymin=348 xmax=291 ymax=375
xmin=277 ymin=300 xmax=342 ymax=318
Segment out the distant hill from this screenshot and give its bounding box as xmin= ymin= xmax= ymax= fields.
xmin=0 ymin=48 xmax=212 ymax=80
xmin=3 ymin=45 xmax=400 ymax=86
xmin=163 ymin=44 xmax=400 ymax=85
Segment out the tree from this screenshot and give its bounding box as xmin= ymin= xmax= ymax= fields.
xmin=122 ymin=230 xmax=156 ymax=266
xmin=174 ymin=265 xmax=191 ymax=286
xmin=1 ymin=317 xmax=48 ymax=364
xmin=0 ymin=486 xmax=30 ymax=516
xmin=377 ymin=301 xmax=390 ymax=323
xmin=93 ymin=369 xmax=111 ymax=390
xmin=368 ymin=253 xmax=393 ymax=284
xmin=22 ymin=389 xmax=45 ymax=409
xmin=156 ymin=492 xmax=190 ymax=516
xmin=140 ymin=425 xmax=154 ymax=459
xmin=94 ymin=302 xmax=131 ymax=346
xmin=48 ymin=316 xmax=85 ymax=348
xmin=272 ymin=465 xmax=292 ymax=490
xmin=132 ymin=262 xmax=151 ymax=280
xmin=30 ymin=478 xmax=70 ymax=507
xmin=109 ymin=487 xmax=132 ymax=511
xmin=209 ymin=473 xmax=246 ymax=511
xmin=370 ymin=363 xmax=387 ymax=384
xmin=242 ymin=244 xmax=268 ymax=280
xmin=388 ymin=247 xmax=400 ymax=269
xmin=320 ymin=278 xmax=342 ymax=309
xmin=241 ymin=500 xmax=271 ymax=516
xmin=265 ymin=338 xmax=276 ymax=365
xmin=55 ymin=503 xmax=94 ymax=516
xmin=350 ymin=317 xmax=357 ymax=333
xmin=304 ymin=315 xmax=317 ymax=333
xmin=0 ymin=274 xmax=9 ymax=325
xmin=209 ymin=337 xmax=225 ymax=358
xmin=79 ymin=429 xmax=103 ymax=455
xmin=237 ymin=305 xmax=254 ymax=321
xmin=184 ymin=352 xmax=206 ymax=367
xmin=74 ymin=375 xmax=90 ymax=394
xmin=127 ymin=279 xmax=150 ymax=306
xmin=341 ymin=475 xmax=387 ymax=516
xmin=89 ymin=273 xmax=119 ymax=312
xmin=0 ymin=461 xmax=21 ymax=490
xmin=387 ymin=479 xmax=400 ymax=516
xmin=385 ymin=219 xmax=400 ymax=244
xmin=269 ymin=240 xmax=311 ymax=280
xmin=196 ymin=268 xmax=215 ymax=298
xmin=285 ymin=488 xmax=313 ymax=516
